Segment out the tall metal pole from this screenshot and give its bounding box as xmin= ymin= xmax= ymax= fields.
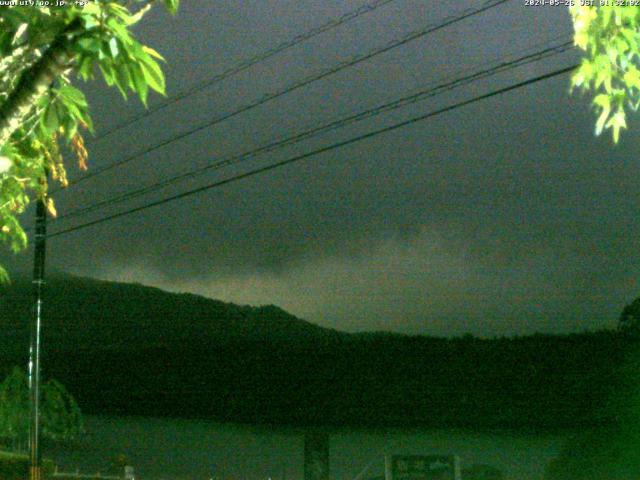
xmin=29 ymin=193 xmax=47 ymax=480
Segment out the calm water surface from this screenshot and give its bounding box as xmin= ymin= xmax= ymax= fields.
xmin=44 ymin=416 xmax=570 ymax=480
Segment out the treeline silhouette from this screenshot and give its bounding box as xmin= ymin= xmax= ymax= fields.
xmin=0 ymin=273 xmax=636 ymax=429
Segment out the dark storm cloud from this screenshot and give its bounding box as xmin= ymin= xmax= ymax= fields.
xmin=6 ymin=1 xmax=639 ymax=335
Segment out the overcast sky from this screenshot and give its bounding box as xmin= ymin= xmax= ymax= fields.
xmin=4 ymin=0 xmax=640 ymax=337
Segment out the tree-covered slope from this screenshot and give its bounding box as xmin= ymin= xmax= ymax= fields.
xmin=0 ymin=273 xmax=634 ymax=429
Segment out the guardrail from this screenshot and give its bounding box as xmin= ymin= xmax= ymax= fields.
xmin=51 ymin=466 xmax=122 ymax=480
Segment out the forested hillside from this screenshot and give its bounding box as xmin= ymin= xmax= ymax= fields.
xmin=1 ymin=274 xmax=635 ymax=429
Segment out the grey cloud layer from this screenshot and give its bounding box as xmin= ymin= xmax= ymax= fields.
xmin=4 ymin=1 xmax=637 ymax=335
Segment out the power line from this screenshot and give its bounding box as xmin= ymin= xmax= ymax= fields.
xmin=47 ymin=62 xmax=578 ymax=240
xmin=52 ymin=39 xmax=573 ymax=224
xmin=60 ymin=0 xmax=511 ymax=190
xmin=95 ymin=0 xmax=399 ymax=141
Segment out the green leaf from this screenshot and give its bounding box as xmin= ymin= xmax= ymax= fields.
xmin=624 ymin=65 xmax=640 ymax=90
xmin=107 ymin=18 xmax=133 ymax=45
xmin=594 ymin=94 xmax=611 ymax=136
xmin=606 ymin=109 xmax=627 ymax=143
xmin=81 ymin=2 xmax=101 ymax=16
xmin=572 ymin=60 xmax=594 ymax=89
xmin=42 ymin=102 xmax=59 ymax=133
xmin=77 ymin=37 xmax=100 ymax=53
xmin=142 ymin=45 xmax=165 ymax=62
xmin=113 ymin=63 xmax=131 ymax=99
xmin=98 ymin=62 xmax=116 ymax=86
xmin=594 ymin=55 xmax=613 ymax=92
xmin=614 ymin=36 xmax=629 ymax=56
xmin=108 ymin=3 xmax=133 ymax=23
xmin=129 ymin=63 xmax=148 ymax=105
xmin=621 ymin=27 xmax=637 ymax=46
xmin=80 ymin=12 xmax=99 ymax=30
xmin=58 ymin=84 xmax=88 ymax=107
xmin=108 ymin=37 xmax=119 ymax=58
xmin=163 ymin=0 xmax=180 ymax=15
xmin=127 ymin=4 xmax=151 ymax=25
xmin=81 ymin=111 xmax=94 ymax=133
xmin=63 ymin=115 xmax=78 ymax=141
xmin=77 ymin=55 xmax=94 ymax=80
xmin=602 ymin=6 xmax=614 ymax=28
xmin=0 ymin=264 xmax=9 ymax=284
xmin=138 ymin=54 xmax=165 ymax=94
xmin=593 ymin=93 xmax=610 ymax=109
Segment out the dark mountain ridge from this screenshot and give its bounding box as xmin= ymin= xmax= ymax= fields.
xmin=0 ymin=273 xmax=342 ymax=352
xmin=0 ymin=273 xmax=634 ymax=429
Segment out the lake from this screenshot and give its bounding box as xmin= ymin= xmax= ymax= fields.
xmin=44 ymin=416 xmax=570 ymax=480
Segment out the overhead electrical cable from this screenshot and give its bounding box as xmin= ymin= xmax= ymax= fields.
xmin=96 ymin=0 xmax=400 ymax=141
xmin=47 ymin=62 xmax=578 ymax=240
xmin=58 ymin=0 xmax=511 ymax=191
xmin=52 ymin=39 xmax=573 ymax=224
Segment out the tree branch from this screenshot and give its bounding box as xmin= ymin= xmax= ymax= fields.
xmin=0 ymin=19 xmax=81 ymax=147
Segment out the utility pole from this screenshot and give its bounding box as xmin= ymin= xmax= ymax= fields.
xmin=304 ymin=432 xmax=330 ymax=480
xmin=28 ymin=193 xmax=47 ymax=480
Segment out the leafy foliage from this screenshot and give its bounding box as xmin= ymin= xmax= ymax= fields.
xmin=0 ymin=451 xmax=55 ymax=480
xmin=41 ymin=378 xmax=84 ymax=442
xmin=570 ymin=6 xmax=640 ymax=143
xmin=0 ymin=368 xmax=28 ymax=450
xmin=619 ymin=296 xmax=640 ymax=335
xmin=0 ymin=1 xmax=179 ymax=281
xmin=0 ymin=367 xmax=83 ymax=451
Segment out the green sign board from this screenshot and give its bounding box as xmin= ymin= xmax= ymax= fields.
xmin=385 ymin=455 xmax=460 ymax=480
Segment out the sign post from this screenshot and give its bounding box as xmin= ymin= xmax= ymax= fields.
xmin=304 ymin=432 xmax=330 ymax=480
